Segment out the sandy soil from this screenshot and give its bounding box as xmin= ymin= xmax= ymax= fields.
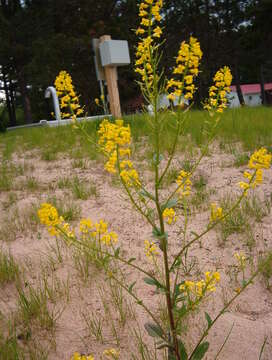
xmin=0 ymin=144 xmax=272 ymax=360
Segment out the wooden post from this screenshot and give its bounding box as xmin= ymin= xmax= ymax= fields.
xmin=99 ymin=35 xmax=122 ymax=118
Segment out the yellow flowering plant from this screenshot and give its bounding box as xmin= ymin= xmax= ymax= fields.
xmin=55 ymin=70 xmax=84 ymax=120
xmin=38 ymin=1 xmax=272 ymax=359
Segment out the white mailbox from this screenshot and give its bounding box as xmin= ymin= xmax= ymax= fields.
xmin=99 ymin=40 xmax=130 ymax=67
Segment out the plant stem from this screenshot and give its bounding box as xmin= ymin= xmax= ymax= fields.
xmin=154 ymin=106 xmax=180 ymax=360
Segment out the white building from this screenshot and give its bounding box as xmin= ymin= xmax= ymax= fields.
xmin=228 ymin=83 xmax=272 ymax=107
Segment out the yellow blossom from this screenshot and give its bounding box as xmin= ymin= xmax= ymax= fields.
xmin=103 ymin=348 xmax=120 ymax=359
xmin=248 ymin=147 xmax=271 ymax=170
xmin=79 ymin=219 xmax=93 ymax=234
xmin=153 ymin=26 xmax=162 ymax=38
xmin=176 ymin=170 xmax=192 ymax=197
xmin=238 ymin=148 xmax=271 ymax=194
xmin=204 ymin=66 xmax=232 ymax=114
xmin=55 ymin=71 xmax=83 ymax=118
xmin=210 ymin=203 xmax=223 ymax=222
xmin=179 ymin=271 xmax=220 ymax=300
xmin=98 ymin=119 xmax=138 ymax=179
xmin=163 ymin=208 xmax=177 ymax=225
xmin=144 ymin=240 xmax=159 ymax=259
xmin=167 ymin=37 xmax=202 ymax=103
xmin=234 ymin=252 xmax=246 ymax=269
xmin=71 ymin=353 xmax=94 ymax=360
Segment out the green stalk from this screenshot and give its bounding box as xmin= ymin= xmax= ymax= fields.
xmin=153 ymin=90 xmax=180 ymax=360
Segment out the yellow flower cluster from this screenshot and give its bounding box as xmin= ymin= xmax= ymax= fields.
xmin=163 ymin=208 xmax=177 ymax=225
xmin=54 ymin=71 xmax=83 ymax=119
xmin=204 ymin=66 xmax=232 ymax=113
xmin=79 ymin=218 xmax=118 ymax=246
xmin=167 ymin=37 xmax=202 ymax=102
xmin=248 ymin=147 xmax=271 ymax=170
xmin=103 ymin=348 xmax=120 ymax=359
xmin=135 ymin=1 xmax=163 ymax=87
xmin=210 ymin=203 xmax=223 ymax=222
xmin=179 ymin=271 xmax=220 ymax=299
xmin=144 ymin=240 xmax=159 ymax=259
xmin=71 ymin=349 xmax=119 ymax=360
xmin=234 ymin=252 xmax=246 ymax=269
xmin=98 ymin=119 xmax=140 ymax=187
xmin=71 ymin=353 xmax=94 ymax=360
xmin=38 ymin=203 xmax=74 ymax=239
xmin=176 ymin=170 xmax=192 ymax=197
xmin=94 ymin=94 xmax=105 ymax=107
xmin=239 ymin=148 xmax=271 ymax=194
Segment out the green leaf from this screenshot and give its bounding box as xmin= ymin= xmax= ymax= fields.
xmin=153 ymin=153 xmax=164 ymax=164
xmin=114 ymin=247 xmax=120 ymax=258
xmin=139 ymin=189 xmax=156 ymax=201
xmin=191 ymin=342 xmax=209 ymax=360
xmin=157 ymin=342 xmax=172 ymax=350
xmin=161 ymin=198 xmax=178 ymax=211
xmin=144 ymin=322 xmax=164 ymax=338
xmin=178 ymin=339 xmax=188 ymax=360
xmin=170 ymin=257 xmax=182 ymax=272
xmin=128 ymin=257 xmax=136 ymax=264
xmin=143 ymin=277 xmax=163 ymax=289
xmin=205 ymin=312 xmax=212 ymax=328
xmin=128 ymin=281 xmax=136 ymax=294
xmin=152 ymin=227 xmax=162 ymax=238
xmin=190 ymin=231 xmax=199 ymax=238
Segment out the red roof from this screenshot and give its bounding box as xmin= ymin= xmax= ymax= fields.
xmin=230 ymin=83 xmax=272 ymax=94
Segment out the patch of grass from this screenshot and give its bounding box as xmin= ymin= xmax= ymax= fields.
xmin=181 ymin=159 xmax=194 ymax=173
xmin=1 ymin=108 xmax=272 ymax=161
xmin=233 ymin=152 xmax=249 ymax=167
xmin=70 ymin=176 xmax=98 ymax=200
xmin=41 ymin=150 xmax=57 ymax=161
xmin=258 ymin=251 xmax=272 ymax=290
xmin=1 ymin=192 xmax=18 ymax=210
xmin=0 ymin=162 xmax=13 ymax=191
xmin=46 ymin=196 xmax=81 ymax=221
xmin=57 ymin=177 xmax=71 ymax=189
xmin=0 ymin=205 xmax=40 ymax=242
xmin=82 ymin=310 xmax=105 ymax=343
xmin=26 ymin=176 xmax=38 ymax=190
xmin=0 ymin=161 xmax=33 ymax=192
xmin=0 ymin=251 xmax=20 ymax=285
xmin=163 ymin=167 xmax=179 ymax=187
xmin=0 ymin=321 xmax=25 ymax=360
xmin=243 ymin=194 xmax=271 ymax=222
xmin=189 ymin=188 xmax=210 ymax=211
xmin=73 ymin=248 xmax=97 ymax=282
xmin=219 ymin=195 xmax=249 ymax=242
xmin=17 ymin=283 xmax=56 ymax=330
xmin=192 ymin=174 xmax=207 ymax=190
xmin=71 ymin=158 xmax=89 ymax=169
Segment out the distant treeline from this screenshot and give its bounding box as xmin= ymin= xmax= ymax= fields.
xmin=0 ymin=0 xmax=271 ymax=125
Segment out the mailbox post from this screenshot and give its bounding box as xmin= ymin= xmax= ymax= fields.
xmin=98 ymin=35 xmax=130 ymax=118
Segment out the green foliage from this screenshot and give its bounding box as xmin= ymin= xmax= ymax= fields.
xmin=258 ymin=251 xmax=272 ymax=290
xmin=0 ymin=251 xmax=20 ymax=285
xmin=17 ymin=284 xmax=56 ymax=330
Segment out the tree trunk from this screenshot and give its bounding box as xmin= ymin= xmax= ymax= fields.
xmin=18 ymin=71 xmax=32 ymax=124
xmin=260 ymin=65 xmax=267 ymax=105
xmin=234 ymin=63 xmax=245 ymax=106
